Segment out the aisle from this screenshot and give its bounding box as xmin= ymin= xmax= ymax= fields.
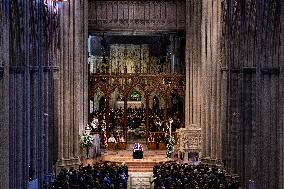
xmin=127 ymin=172 xmax=153 ymax=189
xmin=101 ymin=148 xmax=170 ymax=172
xmin=83 ymin=143 xmax=172 ymax=188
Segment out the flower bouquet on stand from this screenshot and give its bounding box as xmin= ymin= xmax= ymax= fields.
xmin=166 ymin=136 xmax=175 ymax=158
xmin=80 ymin=134 xmax=94 ymax=159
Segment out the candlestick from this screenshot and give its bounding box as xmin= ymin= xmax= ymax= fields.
xmin=169 ymin=118 xmax=173 ymax=137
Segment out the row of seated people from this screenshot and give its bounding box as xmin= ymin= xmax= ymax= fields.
xmin=89 ymin=107 xmax=181 ymax=133
xmin=106 ymin=132 xmax=176 ymax=150
xmin=152 ymin=162 xmax=239 ymax=189
xmin=49 ymin=162 xmax=128 ymax=189
xmin=107 ymin=134 xmax=126 ymax=150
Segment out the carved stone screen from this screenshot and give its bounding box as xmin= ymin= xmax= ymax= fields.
xmin=88 ymin=0 xmax=186 ymax=32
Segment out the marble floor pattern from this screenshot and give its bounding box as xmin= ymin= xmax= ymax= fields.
xmin=127 ymin=172 xmax=153 ymax=189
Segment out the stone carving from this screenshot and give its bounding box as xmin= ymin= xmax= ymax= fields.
xmin=128 ymin=172 xmax=152 ymax=189
xmin=176 ymin=126 xmax=201 ymax=154
xmin=89 ymin=73 xmax=185 ymax=99
xmin=88 ymin=0 xmax=185 ymax=32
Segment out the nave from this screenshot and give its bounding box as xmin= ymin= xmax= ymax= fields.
xmin=48 ymin=143 xmax=239 ymax=189
xmin=0 ymin=0 xmax=282 ymax=189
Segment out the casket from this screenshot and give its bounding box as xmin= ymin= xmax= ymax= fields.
xmin=133 ymin=151 xmax=143 ymax=159
xmin=133 ymin=143 xmax=143 ymax=159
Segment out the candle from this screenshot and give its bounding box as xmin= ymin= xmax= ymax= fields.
xmin=169 ymin=118 xmax=173 ymax=137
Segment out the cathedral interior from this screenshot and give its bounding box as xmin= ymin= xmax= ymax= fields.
xmin=0 ymin=0 xmax=283 ymax=189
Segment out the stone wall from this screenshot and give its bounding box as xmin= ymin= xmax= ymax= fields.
xmin=88 ymin=0 xmax=185 ymax=33
xmin=185 ymin=0 xmax=283 ymax=188
xmin=0 ymin=1 xmax=88 ymax=188
xmin=221 ymin=0 xmax=283 ymax=188
xmin=0 ymin=1 xmax=10 ymax=188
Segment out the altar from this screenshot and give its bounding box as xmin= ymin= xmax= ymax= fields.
xmin=116 ymin=101 xmax=143 ymax=109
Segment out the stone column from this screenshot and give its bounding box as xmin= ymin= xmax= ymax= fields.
xmin=184 ymin=0 xmax=190 ymax=129
xmin=186 ymin=0 xmax=205 ymax=158
xmin=56 ymin=0 xmax=87 ymax=170
xmin=279 ymin=1 xmax=284 ymax=187
xmin=0 ymin=1 xmax=9 ymax=188
xmin=220 ymin=1 xmax=283 ymax=188
xmin=186 ymin=0 xmax=222 ymax=163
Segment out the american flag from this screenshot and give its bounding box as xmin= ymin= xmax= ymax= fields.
xmin=133 ymin=143 xmax=143 ymax=152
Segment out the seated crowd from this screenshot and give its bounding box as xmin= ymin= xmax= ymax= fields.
xmin=89 ymin=107 xmax=181 ymax=133
xmin=49 ymin=162 xmax=128 ymax=189
xmin=89 ymin=107 xmax=181 ymax=147
xmin=152 ymin=162 xmax=239 ymax=189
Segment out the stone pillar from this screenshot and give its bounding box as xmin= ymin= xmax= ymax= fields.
xmin=280 ymin=1 xmax=284 ymax=188
xmin=0 ymin=0 xmax=87 ymax=187
xmin=220 ymin=1 xmax=283 ymax=188
xmin=0 ymin=1 xmax=9 ymax=188
xmin=56 ymin=0 xmax=87 ymax=170
xmin=206 ymin=0 xmax=222 ymax=162
xmin=186 ymin=0 xmax=222 ymax=163
xmin=186 ymin=0 xmax=204 ymax=158
xmin=184 ymin=0 xmax=190 ymax=129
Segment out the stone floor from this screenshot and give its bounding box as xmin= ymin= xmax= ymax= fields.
xmin=127 ymin=172 xmax=153 ymax=189
xmin=83 ymin=143 xmax=173 ymax=188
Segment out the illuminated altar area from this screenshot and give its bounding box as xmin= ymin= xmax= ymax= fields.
xmin=88 ymin=34 xmax=186 ymax=147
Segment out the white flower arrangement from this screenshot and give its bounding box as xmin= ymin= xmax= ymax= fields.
xmin=166 ymin=136 xmax=175 ymax=157
xmin=80 ymin=134 xmax=94 ymax=147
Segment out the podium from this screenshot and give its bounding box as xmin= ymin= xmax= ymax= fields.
xmin=133 ymin=151 xmax=143 ymax=159
xmin=159 ymin=143 xmax=166 ymax=150
xmin=118 ymin=142 xmax=126 ymax=150
xmin=147 ymin=142 xmax=156 ymax=150
xmin=108 ymin=142 xmax=116 ymax=150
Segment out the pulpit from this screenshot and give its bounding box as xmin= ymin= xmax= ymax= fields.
xmin=108 ymin=142 xmax=116 ymax=150
xmin=118 ymin=142 xmax=126 ymax=150
xmin=159 ymin=143 xmax=166 ymax=150
xmin=147 ymin=142 xmax=156 ymax=150
xmin=176 ymin=126 xmax=201 ymax=159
